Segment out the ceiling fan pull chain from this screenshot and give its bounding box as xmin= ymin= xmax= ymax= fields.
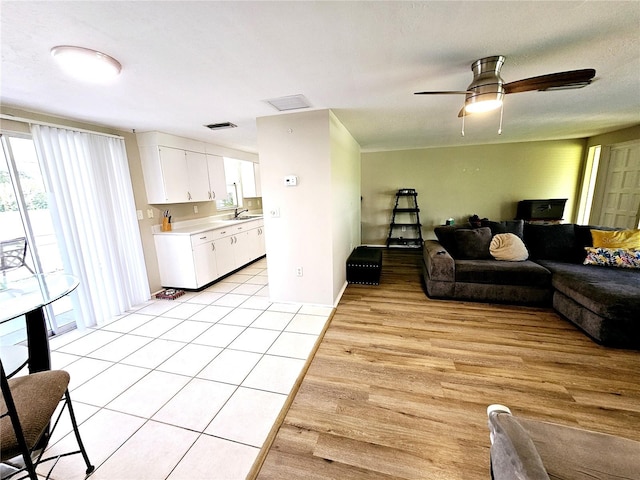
xmin=498 ymin=102 xmax=504 ymax=135
xmin=461 ymin=107 xmax=466 ymax=136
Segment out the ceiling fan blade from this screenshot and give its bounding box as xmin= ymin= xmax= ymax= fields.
xmin=414 ymin=91 xmax=470 ymax=95
xmin=504 ymin=69 xmax=595 ymax=94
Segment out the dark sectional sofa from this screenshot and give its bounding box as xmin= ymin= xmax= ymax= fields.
xmin=422 ymin=221 xmax=640 ymax=349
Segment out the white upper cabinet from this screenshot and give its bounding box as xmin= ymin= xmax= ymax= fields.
xmin=206 ymin=154 xmax=227 ymax=201
xmin=139 ymin=145 xmax=190 ymax=203
xmin=137 ymin=132 xmax=228 ymax=204
xmin=240 ymin=161 xmax=261 ymax=197
xmin=185 ymin=151 xmax=210 ymax=202
xmin=253 ymin=163 xmax=262 ymax=197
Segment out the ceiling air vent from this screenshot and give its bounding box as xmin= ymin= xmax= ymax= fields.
xmin=205 ymin=122 xmax=237 ymax=130
xmin=265 ymin=94 xmax=311 ymax=112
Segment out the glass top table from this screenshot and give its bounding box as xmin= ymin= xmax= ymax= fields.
xmin=1 ymin=273 xmax=79 ymax=322
xmin=1 ymin=272 xmax=79 ymax=373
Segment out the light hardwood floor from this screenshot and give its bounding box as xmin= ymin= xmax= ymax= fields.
xmin=254 ymin=249 xmax=640 ymax=479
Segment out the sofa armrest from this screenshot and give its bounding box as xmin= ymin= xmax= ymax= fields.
xmin=423 ymin=240 xmax=455 ymax=282
xmin=487 ymin=407 xmax=550 ymax=480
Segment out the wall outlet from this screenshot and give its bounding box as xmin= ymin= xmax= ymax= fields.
xmin=296 ymin=266 xmax=303 ymax=277
xmin=284 ymin=175 xmax=298 ymax=186
xmin=269 ymin=207 xmax=280 ymax=218
xmin=194 ymin=205 xmax=199 ymax=214
xmin=147 ymin=209 xmax=154 ymax=219
xmin=136 ymin=210 xmax=143 ymax=220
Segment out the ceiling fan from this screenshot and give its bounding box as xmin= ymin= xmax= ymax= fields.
xmin=415 ymin=56 xmax=596 ymax=117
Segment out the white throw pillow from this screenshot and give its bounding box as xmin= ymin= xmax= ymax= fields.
xmin=490 ymin=233 xmax=529 ymax=261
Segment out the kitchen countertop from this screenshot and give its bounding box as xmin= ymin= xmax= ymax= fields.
xmin=152 ymin=214 xmax=264 ymax=236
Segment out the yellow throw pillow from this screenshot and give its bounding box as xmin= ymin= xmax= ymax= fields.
xmin=591 ymin=229 xmax=640 ymax=249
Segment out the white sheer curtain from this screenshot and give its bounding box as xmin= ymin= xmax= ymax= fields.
xmin=32 ymin=125 xmax=150 ymax=328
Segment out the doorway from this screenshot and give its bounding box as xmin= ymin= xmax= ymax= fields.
xmin=588 ymin=140 xmax=640 ymax=229
xmin=0 ymin=133 xmax=76 ymax=346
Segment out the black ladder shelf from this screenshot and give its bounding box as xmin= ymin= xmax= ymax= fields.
xmin=386 ymin=188 xmax=424 ymax=248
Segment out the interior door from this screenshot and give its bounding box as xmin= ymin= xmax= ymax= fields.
xmin=591 ymin=140 xmax=640 ymax=228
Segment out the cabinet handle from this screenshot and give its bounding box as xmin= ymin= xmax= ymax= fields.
xmin=211 ymin=190 xmax=216 ymax=199
xmin=211 ymin=243 xmax=215 ymax=251
xmin=200 ymin=236 xmax=207 ymax=240
xmin=208 ymin=191 xmax=212 ymax=200
xmin=187 ymin=191 xmax=192 ymax=200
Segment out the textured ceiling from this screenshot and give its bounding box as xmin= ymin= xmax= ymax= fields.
xmin=1 ymin=1 xmax=639 ymax=153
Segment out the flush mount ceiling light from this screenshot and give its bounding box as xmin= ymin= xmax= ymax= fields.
xmin=51 ymin=45 xmax=122 ymax=82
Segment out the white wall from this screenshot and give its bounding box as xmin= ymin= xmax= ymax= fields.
xmin=257 ymin=109 xmax=360 ymax=306
xmin=330 ymin=112 xmax=361 ymax=302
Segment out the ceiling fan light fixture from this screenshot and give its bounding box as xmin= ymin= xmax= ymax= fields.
xmin=464 ymin=95 xmax=503 ymax=113
xmin=464 ymin=55 xmax=505 ymax=114
xmin=51 ymin=45 xmax=122 ymax=82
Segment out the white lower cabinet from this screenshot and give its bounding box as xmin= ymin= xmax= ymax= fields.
xmin=214 ymin=235 xmax=236 ymax=278
xmin=193 ymin=241 xmax=218 ymax=287
xmin=154 ymin=219 xmax=265 ymax=289
xmin=246 ymin=226 xmax=266 ymax=262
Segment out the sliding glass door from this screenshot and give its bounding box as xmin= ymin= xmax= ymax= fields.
xmin=0 ymin=133 xmax=76 ymax=345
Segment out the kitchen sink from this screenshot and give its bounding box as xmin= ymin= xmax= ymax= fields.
xmin=223 ymin=214 xmax=263 ymax=221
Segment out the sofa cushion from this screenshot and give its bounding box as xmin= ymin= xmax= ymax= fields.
xmin=455 ymin=259 xmax=551 ymax=287
xmin=523 ymin=223 xmax=575 ymax=261
xmin=583 ymin=247 xmax=640 ymax=269
xmin=490 ymin=233 xmax=529 ymax=261
xmin=482 ymin=219 xmax=524 ymax=239
xmin=572 ymin=224 xmax=618 ymax=263
xmin=454 ymin=227 xmax=492 ymax=259
xmin=537 ymin=260 xmax=640 ymax=321
xmin=434 ymin=225 xmax=465 ymax=257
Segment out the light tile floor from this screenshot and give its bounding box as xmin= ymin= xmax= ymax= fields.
xmin=17 ymin=258 xmax=332 ymax=480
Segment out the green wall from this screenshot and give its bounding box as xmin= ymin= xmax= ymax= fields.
xmin=586 ymin=125 xmax=640 ymax=148
xmin=361 ymin=139 xmax=586 ymax=244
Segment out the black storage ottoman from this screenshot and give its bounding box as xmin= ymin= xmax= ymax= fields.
xmin=346 ymin=247 xmax=382 ymax=285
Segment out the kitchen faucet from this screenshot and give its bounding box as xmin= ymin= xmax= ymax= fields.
xmin=234 ymin=208 xmax=249 ymax=219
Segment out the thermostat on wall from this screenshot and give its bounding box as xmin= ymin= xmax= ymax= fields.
xmin=284 ymin=175 xmax=298 ymax=186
